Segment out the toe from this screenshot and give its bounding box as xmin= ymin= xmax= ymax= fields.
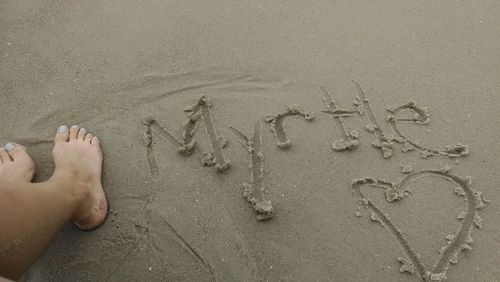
xmin=55 ymin=125 xmax=69 ymax=143
xmin=0 ymin=147 xmax=12 ymax=163
xmin=2 ymin=142 xmax=35 ymax=182
xmin=69 ymin=125 xmax=79 ymax=141
xmin=84 ymin=133 xmax=94 ymax=143
xmin=5 ymin=143 xmax=27 ymax=160
xmin=77 ymin=128 xmax=87 ymax=141
xmin=91 ymin=136 xmax=100 ymax=145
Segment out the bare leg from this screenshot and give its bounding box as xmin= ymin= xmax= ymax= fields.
xmin=0 ymin=125 xmax=107 ymax=280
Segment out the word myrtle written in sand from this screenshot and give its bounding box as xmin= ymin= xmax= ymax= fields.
xmin=141 ymin=81 xmax=486 ymax=281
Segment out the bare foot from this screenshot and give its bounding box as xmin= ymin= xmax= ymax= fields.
xmin=51 ymin=125 xmax=108 ymax=230
xmin=0 ymin=143 xmax=35 ymax=183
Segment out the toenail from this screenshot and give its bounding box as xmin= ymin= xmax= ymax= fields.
xmin=5 ymin=142 xmax=15 ymax=151
xmin=57 ymin=125 xmax=68 ymax=133
xmin=71 ymin=125 xmax=79 ymax=128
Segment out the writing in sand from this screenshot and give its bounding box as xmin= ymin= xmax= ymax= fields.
xmin=141 ymin=81 xmax=486 ymax=281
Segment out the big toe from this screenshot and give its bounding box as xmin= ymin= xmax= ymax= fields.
xmin=2 ymin=142 xmax=35 ymax=182
xmin=55 ymin=125 xmax=70 ymax=143
xmin=5 ymin=143 xmax=31 ymax=162
xmin=0 ymin=146 xmax=12 ymax=163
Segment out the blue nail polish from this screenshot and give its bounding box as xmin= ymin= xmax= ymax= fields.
xmin=5 ymin=142 xmax=15 ymax=151
xmin=57 ymin=125 xmax=68 ymax=134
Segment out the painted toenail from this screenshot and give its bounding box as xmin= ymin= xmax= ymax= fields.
xmin=57 ymin=125 xmax=68 ymax=134
xmin=5 ymin=142 xmax=15 ymax=151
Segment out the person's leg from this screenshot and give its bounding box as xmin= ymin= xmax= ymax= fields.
xmin=0 ymin=125 xmax=108 ymax=280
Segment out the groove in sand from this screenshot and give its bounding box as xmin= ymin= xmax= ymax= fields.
xmin=229 ymin=122 xmax=273 ymax=221
xmin=142 ymin=121 xmax=160 ymax=180
xmin=320 ymin=87 xmax=359 ymax=152
xmin=185 ymin=96 xmax=230 ymax=172
xmin=387 ymin=101 xmax=469 ymax=159
xmin=352 ymin=167 xmax=489 ymax=281
xmin=352 ymin=80 xmax=393 ymax=159
xmin=264 ymin=104 xmax=314 ymax=149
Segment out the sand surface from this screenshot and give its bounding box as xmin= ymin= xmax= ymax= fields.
xmin=1 ymin=1 xmax=500 ymax=281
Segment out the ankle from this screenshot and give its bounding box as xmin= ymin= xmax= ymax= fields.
xmin=48 ymin=170 xmax=91 ymax=208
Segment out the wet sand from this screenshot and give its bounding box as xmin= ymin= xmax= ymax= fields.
xmin=1 ymin=1 xmax=500 ymax=281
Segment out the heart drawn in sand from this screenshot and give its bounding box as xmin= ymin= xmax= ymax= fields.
xmin=352 ymin=167 xmax=488 ymax=281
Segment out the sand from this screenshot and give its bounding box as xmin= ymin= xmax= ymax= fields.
xmin=1 ymin=1 xmax=500 ymax=281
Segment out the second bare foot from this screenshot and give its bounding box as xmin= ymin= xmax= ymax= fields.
xmin=51 ymin=125 xmax=108 ymax=230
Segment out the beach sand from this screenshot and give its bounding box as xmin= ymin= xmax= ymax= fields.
xmin=1 ymin=1 xmax=500 ymax=281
